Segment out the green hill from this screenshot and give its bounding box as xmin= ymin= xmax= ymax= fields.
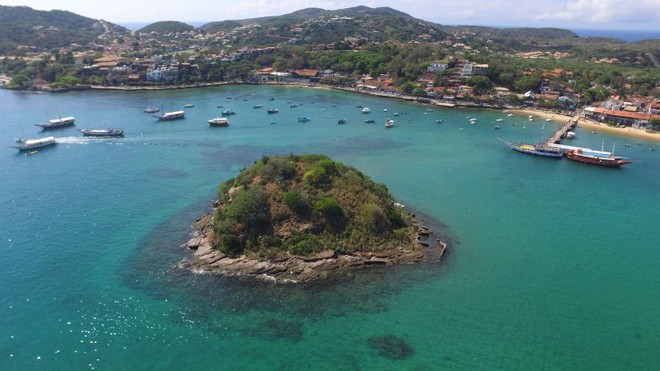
xmin=0 ymin=5 xmax=128 ymax=54
xmin=137 ymin=21 xmax=195 ymax=34
xmin=201 ymin=6 xmax=447 ymax=46
xmin=210 ymin=154 xmax=418 ymax=257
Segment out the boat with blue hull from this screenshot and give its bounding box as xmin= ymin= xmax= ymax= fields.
xmin=500 ymin=139 xmax=563 ymax=158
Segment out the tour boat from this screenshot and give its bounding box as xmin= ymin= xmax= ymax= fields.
xmin=208 ymin=117 xmax=229 ymax=127
xmin=36 ymin=116 xmax=75 ymax=130
xmin=567 ymin=149 xmax=632 ymax=167
xmin=155 ymin=110 xmax=185 ymax=121
xmin=80 ymin=128 xmax=124 ymax=137
xmin=501 ymin=140 xmax=563 ymax=158
xmin=12 ymin=136 xmax=57 ymax=151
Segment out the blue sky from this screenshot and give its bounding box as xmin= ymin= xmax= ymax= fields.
xmin=1 ymin=0 xmax=659 ymax=30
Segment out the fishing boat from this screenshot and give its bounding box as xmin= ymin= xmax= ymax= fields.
xmin=337 ymin=119 xmax=347 ymax=124
xmin=385 ymin=119 xmax=395 ymax=128
xmin=267 ymin=108 xmax=279 ymax=114
xmin=207 ymin=117 xmax=229 ymax=127
xmin=12 ymin=136 xmax=57 ymax=151
xmin=298 ymin=116 xmax=311 ymax=123
xmin=155 ymin=110 xmax=185 ymax=121
xmin=36 ymin=116 xmax=75 ymax=130
xmin=567 ymin=149 xmax=632 ymax=167
xmin=221 ymin=110 xmax=236 ymax=116
xmin=362 ymin=107 xmax=371 ymax=114
xmin=144 ymin=107 xmax=160 ymax=113
xmin=80 ymin=128 xmax=124 ymax=137
xmin=500 ymin=139 xmax=563 ymax=158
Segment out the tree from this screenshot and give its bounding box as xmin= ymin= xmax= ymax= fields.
xmin=8 ymin=73 xmax=30 ymax=89
xmin=466 ymin=75 xmax=494 ymax=95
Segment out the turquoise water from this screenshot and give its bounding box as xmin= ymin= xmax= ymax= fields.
xmin=1 ymin=86 xmax=659 ymax=370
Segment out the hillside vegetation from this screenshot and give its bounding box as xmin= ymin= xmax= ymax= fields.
xmin=0 ymin=6 xmax=127 ymax=54
xmin=138 ymin=21 xmax=195 ymax=34
xmin=211 ymin=154 xmax=417 ymax=258
xmin=201 ymin=6 xmax=447 ymax=47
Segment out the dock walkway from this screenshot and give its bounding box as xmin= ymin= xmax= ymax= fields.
xmin=547 ymin=115 xmax=579 ymax=144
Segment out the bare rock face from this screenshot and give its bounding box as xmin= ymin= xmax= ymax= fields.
xmin=180 ymin=211 xmax=447 ymax=284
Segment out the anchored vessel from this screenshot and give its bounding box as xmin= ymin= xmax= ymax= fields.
xmin=501 ymin=139 xmax=563 ymax=158
xmin=80 ymin=129 xmax=124 ymax=137
xmin=207 ymin=117 xmax=229 ymax=127
xmin=155 ymin=110 xmax=185 ymax=121
xmin=567 ymin=149 xmax=632 ymax=167
xmin=36 ymin=116 xmax=75 ymax=130
xmin=12 ymin=136 xmax=57 ymax=151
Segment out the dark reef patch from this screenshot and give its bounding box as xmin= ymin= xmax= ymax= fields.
xmin=367 ymin=334 xmax=415 ymax=360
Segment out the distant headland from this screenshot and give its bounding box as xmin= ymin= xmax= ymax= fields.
xmin=179 ymin=154 xmax=446 ymax=283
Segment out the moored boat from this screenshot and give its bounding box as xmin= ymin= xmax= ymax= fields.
xmin=221 ymin=110 xmax=236 ymax=116
xmin=267 ymin=108 xmax=279 ymax=114
xmin=36 ymin=116 xmax=75 ymax=130
xmin=364 ymin=119 xmax=375 ymax=124
xmin=338 ymin=119 xmax=347 ymax=124
xmin=155 ymin=110 xmax=185 ymax=121
xmin=12 ymin=136 xmax=57 ymax=151
xmin=144 ymin=107 xmax=160 ymax=113
xmin=362 ymin=107 xmax=371 ymax=114
xmin=567 ymin=149 xmax=632 ymax=167
xmin=385 ymin=119 xmax=394 ymax=128
xmin=298 ymin=116 xmax=311 ymax=123
xmin=80 ymin=128 xmax=124 ymax=137
xmin=500 ymin=139 xmax=563 ymax=158
xmin=208 ymin=117 xmax=229 ymax=127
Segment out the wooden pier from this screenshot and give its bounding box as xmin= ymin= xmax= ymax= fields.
xmin=547 ymin=115 xmax=579 ymax=144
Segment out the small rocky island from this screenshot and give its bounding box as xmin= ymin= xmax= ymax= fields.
xmin=181 ymin=154 xmax=446 ymax=282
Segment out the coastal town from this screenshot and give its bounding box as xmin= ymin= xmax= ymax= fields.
xmin=1 ymin=5 xmax=659 ymax=133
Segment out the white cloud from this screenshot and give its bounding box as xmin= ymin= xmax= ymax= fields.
xmin=534 ymin=0 xmax=660 ymax=24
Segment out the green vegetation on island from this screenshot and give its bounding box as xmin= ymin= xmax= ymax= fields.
xmin=211 ymin=154 xmax=415 ymax=257
xmin=183 ymin=154 xmax=442 ymax=282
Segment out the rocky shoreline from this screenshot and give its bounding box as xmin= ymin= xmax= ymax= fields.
xmin=179 ymin=209 xmax=447 ymax=284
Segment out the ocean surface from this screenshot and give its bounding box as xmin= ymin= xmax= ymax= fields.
xmin=1 ymin=86 xmax=659 ymax=370
xmin=571 ymin=28 xmax=660 ymax=42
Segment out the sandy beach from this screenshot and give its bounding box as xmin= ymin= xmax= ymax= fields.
xmin=512 ymin=108 xmax=660 ymax=142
